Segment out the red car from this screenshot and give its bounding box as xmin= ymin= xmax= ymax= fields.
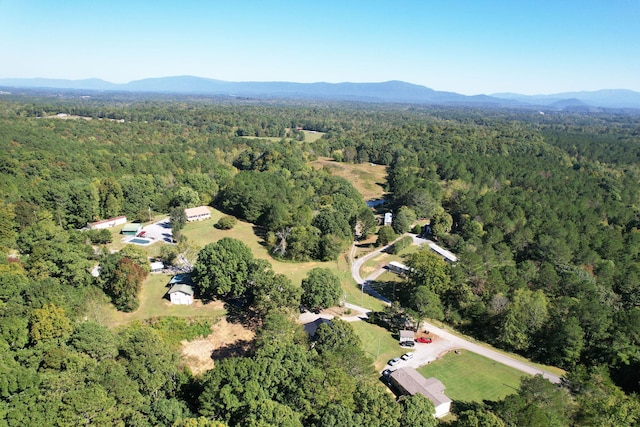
xmin=416 ymin=337 xmax=432 ymax=344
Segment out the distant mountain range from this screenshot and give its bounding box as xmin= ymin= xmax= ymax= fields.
xmin=1 ymin=76 xmax=639 ymax=110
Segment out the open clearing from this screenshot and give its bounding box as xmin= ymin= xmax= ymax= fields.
xmin=180 ymin=318 xmax=255 ymax=375
xmin=310 ymin=157 xmax=387 ymax=202
xmin=418 ymin=350 xmax=525 ymax=403
xmin=95 ymin=273 xmax=226 ymax=328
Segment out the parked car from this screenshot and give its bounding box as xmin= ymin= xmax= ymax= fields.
xmin=401 ymin=352 xmax=414 ymax=360
xmin=388 ymin=357 xmax=401 ymax=366
xmin=381 ymin=369 xmax=393 ymax=377
xmin=416 ymin=337 xmax=433 ymax=343
xmin=400 ymin=340 xmax=415 ymax=347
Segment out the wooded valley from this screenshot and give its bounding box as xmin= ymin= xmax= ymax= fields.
xmin=1 ymin=92 xmax=639 ymax=426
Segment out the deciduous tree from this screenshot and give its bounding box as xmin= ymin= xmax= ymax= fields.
xmin=192 ymin=237 xmax=256 ymax=299
xmin=301 ymin=268 xmax=342 ymax=312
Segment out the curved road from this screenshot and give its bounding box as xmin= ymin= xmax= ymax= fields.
xmin=348 ymin=239 xmax=562 ymax=384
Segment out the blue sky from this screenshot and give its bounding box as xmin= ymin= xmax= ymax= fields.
xmin=1 ymin=0 xmax=638 ymax=95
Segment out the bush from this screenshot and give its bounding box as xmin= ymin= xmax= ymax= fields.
xmin=411 ymin=224 xmax=423 ymax=235
xmin=215 ymin=215 xmax=237 ymax=230
xmin=148 ymin=317 xmax=212 ymax=348
xmin=85 ymin=228 xmax=112 ymax=244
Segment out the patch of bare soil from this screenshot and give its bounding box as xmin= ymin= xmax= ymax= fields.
xmin=180 ymin=318 xmax=255 ymax=375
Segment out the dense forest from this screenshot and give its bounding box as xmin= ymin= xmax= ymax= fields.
xmin=1 ymin=92 xmax=640 ymax=425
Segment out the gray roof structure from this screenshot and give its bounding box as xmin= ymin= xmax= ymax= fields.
xmin=122 ymin=223 xmax=142 ymax=232
xmin=389 ymin=367 xmax=451 ymax=407
xmin=303 ymin=318 xmax=333 ymax=336
xmin=399 ymin=329 xmax=415 ymax=342
xmin=168 ymin=284 xmax=194 ymax=296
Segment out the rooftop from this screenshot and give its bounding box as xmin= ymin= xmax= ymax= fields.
xmin=185 ymin=206 xmax=211 ymax=217
xmin=390 ymin=367 xmax=451 ymax=406
xmin=168 ymin=284 xmax=194 ymax=296
xmin=122 ymin=223 xmax=142 ymax=232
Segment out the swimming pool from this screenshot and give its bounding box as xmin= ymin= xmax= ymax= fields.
xmin=129 ymin=238 xmax=151 ymax=245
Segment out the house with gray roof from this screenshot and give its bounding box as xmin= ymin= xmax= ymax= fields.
xmin=389 ymin=367 xmax=452 ymax=418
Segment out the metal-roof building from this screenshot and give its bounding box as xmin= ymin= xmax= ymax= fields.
xmin=389 ymin=367 xmax=452 ymax=418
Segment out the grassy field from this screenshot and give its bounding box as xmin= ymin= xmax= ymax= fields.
xmin=181 ymin=208 xmax=387 ymax=310
xmin=94 ymin=273 xmax=227 ymax=328
xmin=183 ymin=210 xmax=335 ymax=286
xmin=418 ymin=350 xmax=525 ymax=403
xmin=238 ymin=130 xmax=325 ymax=143
xmin=302 ymin=130 xmax=325 ymax=142
xmin=351 ymin=321 xmax=403 ymax=370
xmin=310 ymin=157 xmax=387 ymax=202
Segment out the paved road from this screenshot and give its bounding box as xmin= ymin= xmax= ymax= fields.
xmin=350 ymin=240 xmax=396 ymax=304
xmin=347 ymin=238 xmax=563 ymax=384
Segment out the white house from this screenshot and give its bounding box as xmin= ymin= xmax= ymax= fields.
xmin=185 ymin=206 xmax=211 ymax=222
xmin=168 ymin=284 xmax=194 ymax=305
xmin=389 ymin=367 xmax=452 ymax=418
xmin=88 ymin=215 xmax=127 ymax=230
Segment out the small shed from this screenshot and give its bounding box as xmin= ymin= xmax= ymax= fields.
xmin=399 ymin=329 xmax=415 ymax=345
xmin=389 ymin=367 xmax=451 ymax=418
xmin=150 ymin=261 xmax=164 ymax=272
xmin=384 ymin=212 xmax=393 ymax=226
xmin=185 ymin=206 xmax=211 ymax=222
xmin=168 ymin=284 xmax=194 ymax=305
xmin=122 ymin=223 xmax=142 ymax=236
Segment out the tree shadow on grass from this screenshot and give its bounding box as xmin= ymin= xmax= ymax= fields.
xmin=224 ymin=300 xmax=262 ymax=331
xmin=209 ymin=339 xmax=254 ymax=361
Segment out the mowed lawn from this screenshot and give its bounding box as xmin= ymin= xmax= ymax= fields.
xmin=418 ymin=350 xmax=525 ymax=403
xmin=351 ymin=321 xmax=404 ymax=370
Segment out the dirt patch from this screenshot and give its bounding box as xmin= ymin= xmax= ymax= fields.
xmin=180 ymin=318 xmax=255 ymax=375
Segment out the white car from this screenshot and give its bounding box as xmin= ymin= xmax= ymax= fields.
xmin=401 ymin=352 xmax=414 ymax=361
xmin=388 ymin=357 xmax=401 ymax=366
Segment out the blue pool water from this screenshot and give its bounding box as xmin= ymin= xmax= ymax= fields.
xmin=129 ymin=238 xmax=151 ymax=245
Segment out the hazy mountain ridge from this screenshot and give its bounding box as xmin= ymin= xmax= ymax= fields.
xmin=1 ymin=76 xmax=639 ymax=109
